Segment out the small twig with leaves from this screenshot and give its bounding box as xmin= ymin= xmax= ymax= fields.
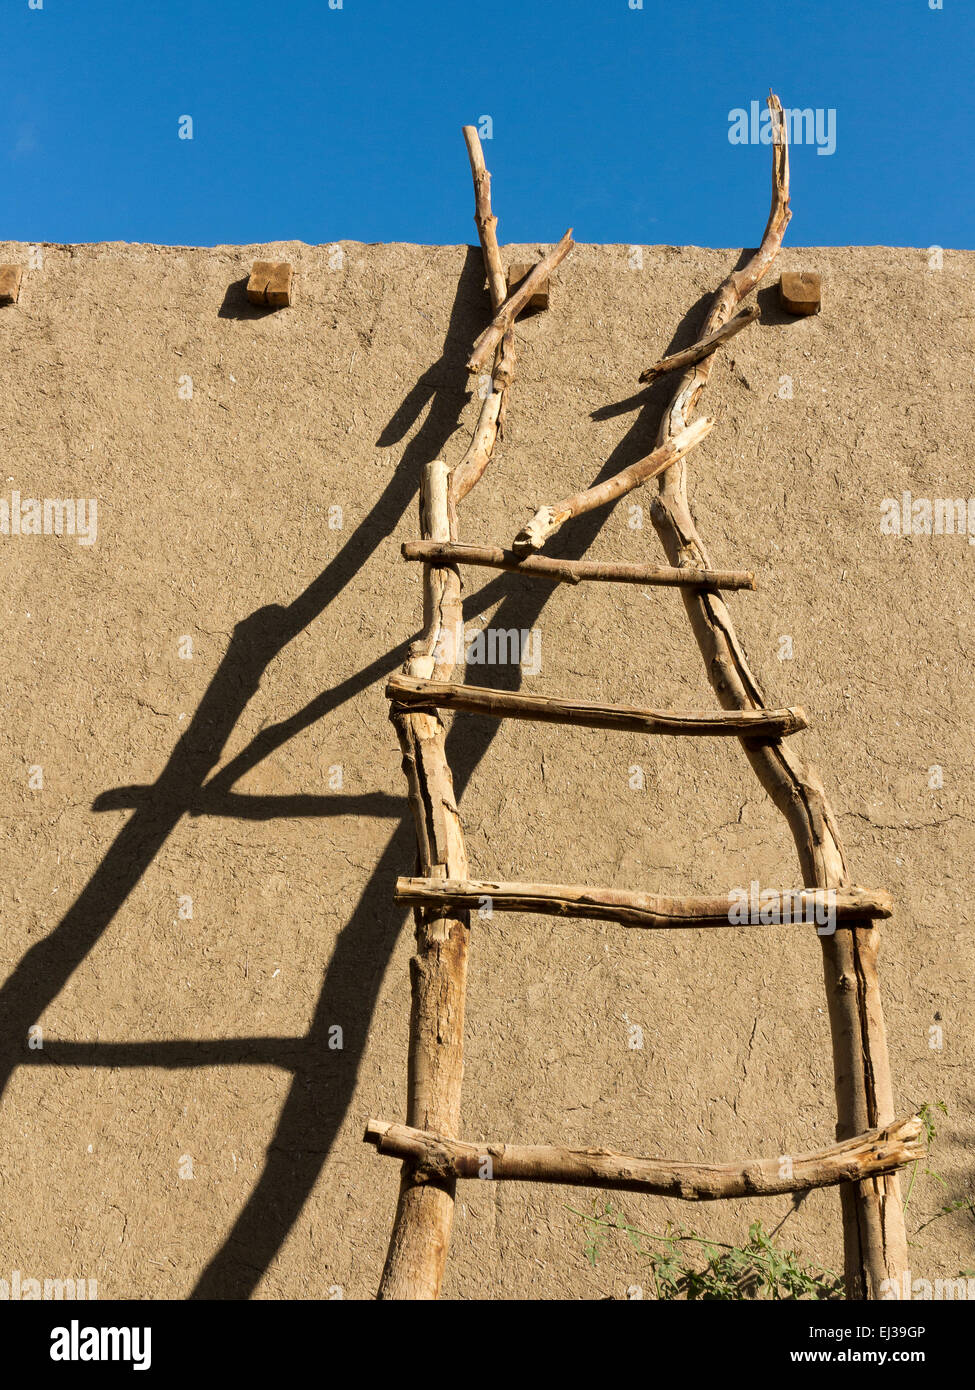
xmin=570 ymin=1200 xmax=843 ymax=1300
xmin=903 ymin=1101 xmax=975 ymax=1238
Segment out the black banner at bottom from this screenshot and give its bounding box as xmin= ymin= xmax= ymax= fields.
xmin=3 ymin=1295 xmax=968 ymax=1375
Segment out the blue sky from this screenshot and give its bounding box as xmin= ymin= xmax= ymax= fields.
xmin=4 ymin=0 xmax=972 ymax=248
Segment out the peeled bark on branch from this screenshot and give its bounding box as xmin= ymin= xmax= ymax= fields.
xmin=512 ymin=415 xmax=714 ymax=554
xmin=378 ymin=458 xmax=471 ymax=1302
xmin=365 ymin=1116 xmax=924 ymax=1200
xmin=461 ymin=126 xmax=507 ymax=311
xmin=448 ymin=129 xmax=516 ymax=513
xmin=387 ymin=673 xmax=808 ymax=738
xmin=394 ymin=877 xmax=894 ymax=930
xmin=379 ymin=128 xmax=552 ymax=1302
xmin=402 ymin=541 xmax=756 ymax=590
xmin=466 ymin=229 xmax=574 ymax=375
xmin=639 ymin=304 xmax=760 ymax=384
xmin=647 ymin=90 xmax=907 ymax=1299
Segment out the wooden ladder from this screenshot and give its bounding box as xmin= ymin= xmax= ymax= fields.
xmin=365 ymin=99 xmax=923 ymax=1301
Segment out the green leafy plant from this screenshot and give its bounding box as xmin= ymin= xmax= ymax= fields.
xmin=573 ymin=1099 xmax=972 ymax=1298
xmin=904 ymin=1100 xmax=975 ymax=1238
xmin=570 ymin=1201 xmax=843 ymax=1300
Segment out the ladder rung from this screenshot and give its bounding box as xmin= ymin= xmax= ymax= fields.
xmin=387 ymin=674 xmax=807 ymax=738
xmin=638 ymin=303 xmax=760 ymax=384
xmin=512 ymin=417 xmax=714 ymax=554
xmin=401 ymin=541 xmax=756 ymax=591
xmin=395 ymin=877 xmax=894 ymax=927
xmin=363 ymin=1115 xmax=923 ymax=1199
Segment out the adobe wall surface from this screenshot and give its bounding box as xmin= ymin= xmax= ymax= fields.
xmin=0 ymin=238 xmax=972 ymax=1299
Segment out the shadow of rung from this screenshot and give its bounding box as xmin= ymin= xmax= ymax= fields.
xmin=22 ymin=1038 xmax=308 ymax=1070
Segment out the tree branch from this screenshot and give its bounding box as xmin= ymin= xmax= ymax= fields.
xmin=512 ymin=415 xmax=714 ymax=554
xmin=387 ymin=673 xmax=808 ymax=738
xmin=365 ymin=1116 xmax=924 ymax=1201
xmin=401 ymin=541 xmax=756 ymax=590
xmin=394 ymin=877 xmax=893 ymax=930
xmin=466 ymin=230 xmax=574 ymax=376
xmin=639 ymin=304 xmax=759 ymax=384
xmin=647 ymin=89 xmax=907 ymax=1299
